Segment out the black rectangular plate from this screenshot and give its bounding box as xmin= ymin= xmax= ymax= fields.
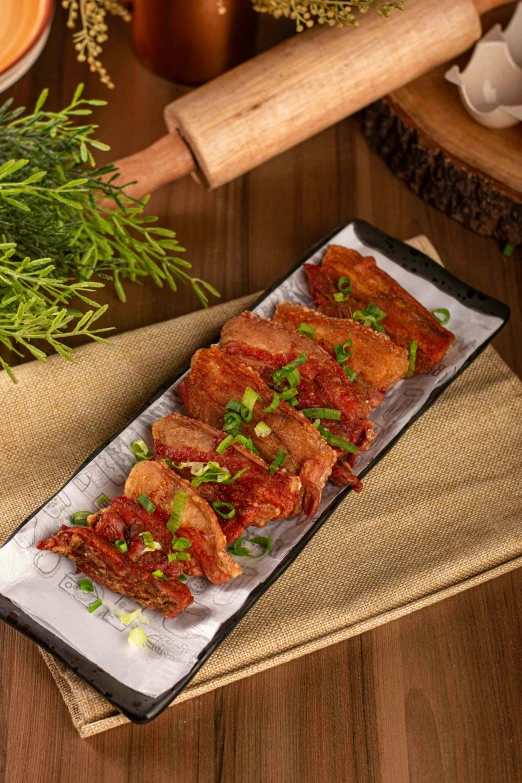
xmin=0 ymin=220 xmax=510 ymax=724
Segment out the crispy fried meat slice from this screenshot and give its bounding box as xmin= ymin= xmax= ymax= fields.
xmin=124 ymin=460 xmax=241 ymax=584
xmin=221 ymin=312 xmax=375 ymax=489
xmin=304 ymin=245 xmax=455 ymax=373
xmin=37 ymin=525 xmax=193 ymax=618
xmin=180 ymin=346 xmax=337 ymax=513
xmin=152 ymin=413 xmax=301 ymax=542
xmin=273 ymin=302 xmax=408 ymax=406
xmin=88 ymin=496 xmax=202 ymax=578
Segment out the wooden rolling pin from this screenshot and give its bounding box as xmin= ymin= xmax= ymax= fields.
xmin=112 ymin=0 xmax=507 ymax=195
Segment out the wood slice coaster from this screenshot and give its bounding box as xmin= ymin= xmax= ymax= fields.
xmin=358 ymin=62 xmax=522 ymax=246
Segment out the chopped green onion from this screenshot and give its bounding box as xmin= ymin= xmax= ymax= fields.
xmin=137 ymin=494 xmax=156 ymax=514
xmin=289 ymin=397 xmax=299 ymax=407
xmin=191 ymin=463 xmax=231 ymax=486
xmin=172 ymin=537 xmax=191 ymax=551
xmin=167 ymin=491 xmax=188 ymax=533
xmin=281 ymin=387 xmax=298 ymax=401
xmin=96 ymin=494 xmax=111 ymax=506
xmin=128 ymin=627 xmax=147 ymax=647
xmin=272 ymin=353 xmax=307 ymax=388
xmin=314 ymin=421 xmax=358 ymax=454
xmin=343 ymin=366 xmax=357 ymax=383
xmin=223 ymin=411 xmax=242 ymax=435
xmin=353 ymin=303 xmax=387 ymax=334
xmin=225 ymin=399 xmax=243 ymax=414
xmin=301 ymin=408 xmax=341 ymax=420
xmin=432 ymin=308 xmax=450 ymax=325
xmin=334 ymin=339 xmax=353 ymax=364
xmin=228 ymin=534 xmax=273 ymax=559
xmin=71 ymin=511 xmax=90 ymax=526
xmin=333 ymin=292 xmax=345 ymax=302
xmin=115 ymin=539 xmax=128 ymax=553
xmin=178 ymin=574 xmax=188 ymax=583
xmin=338 ymin=276 xmax=352 ymax=295
xmin=264 ymin=391 xmax=280 ymax=413
xmin=233 ymin=435 xmax=260 ymax=456
xmin=269 ymin=449 xmax=287 ymax=476
xmin=241 ymin=387 xmax=261 ymax=414
xmin=163 ymin=457 xmax=174 ymax=469
xmin=88 ymin=598 xmax=102 ymax=614
xmin=503 ymin=242 xmax=515 ymax=257
xmin=168 ymin=552 xmax=191 ymax=561
xmin=78 ymin=578 xmax=94 ymax=592
xmin=131 ymin=440 xmax=154 ymax=461
xmin=226 ymin=397 xmax=252 ymax=423
xmin=119 ymin=608 xmax=147 ymax=626
xmin=254 ymin=421 xmax=272 ymax=438
xmin=152 ymin=569 xmax=168 ymax=580
xmin=297 ymin=323 xmax=316 ymax=339
xmin=216 ymin=434 xmax=235 ymax=453
xmin=139 ymin=531 xmax=161 ymax=552
xmin=212 ymin=501 xmax=236 ymax=519
xmin=222 ymin=466 xmax=250 ymax=483
xmin=405 ymin=341 xmax=418 ymax=378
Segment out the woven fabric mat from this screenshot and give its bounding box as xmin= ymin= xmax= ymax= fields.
xmin=1 ymin=236 xmax=521 ymax=738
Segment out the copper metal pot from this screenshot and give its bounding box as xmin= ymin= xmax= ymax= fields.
xmin=131 ymin=0 xmax=258 ymax=86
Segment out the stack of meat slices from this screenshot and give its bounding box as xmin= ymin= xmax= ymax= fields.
xmin=38 ymin=245 xmax=455 ymax=618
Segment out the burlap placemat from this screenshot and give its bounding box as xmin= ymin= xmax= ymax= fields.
xmin=1 ymin=237 xmax=521 ymax=738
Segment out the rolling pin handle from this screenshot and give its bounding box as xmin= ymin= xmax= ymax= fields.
xmin=473 ymin=0 xmax=511 ymax=14
xmin=107 ymin=133 xmax=196 ymax=203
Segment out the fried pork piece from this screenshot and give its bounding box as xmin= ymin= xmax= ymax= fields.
xmin=305 ymin=245 xmax=455 ymax=373
xmin=221 ymin=312 xmax=374 ymax=488
xmin=274 ymin=302 xmax=408 ymax=406
xmin=124 ymin=460 xmax=241 ymax=584
xmin=37 ymin=525 xmax=193 ymax=618
xmin=180 ymin=346 xmax=337 ymax=514
xmin=152 ymin=413 xmax=301 ymax=542
xmin=88 ymin=496 xmax=202 ymax=579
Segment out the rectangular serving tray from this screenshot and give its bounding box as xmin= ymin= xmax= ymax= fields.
xmin=0 ymin=220 xmax=510 ymax=723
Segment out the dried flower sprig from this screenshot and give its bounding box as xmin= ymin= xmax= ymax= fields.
xmin=252 ymin=0 xmax=404 ymax=31
xmin=62 ymin=0 xmax=131 ymax=89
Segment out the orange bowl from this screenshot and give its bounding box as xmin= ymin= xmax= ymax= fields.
xmin=0 ymin=0 xmax=54 ymax=90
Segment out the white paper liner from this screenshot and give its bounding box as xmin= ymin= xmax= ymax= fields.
xmin=0 ymin=224 xmax=504 ymax=698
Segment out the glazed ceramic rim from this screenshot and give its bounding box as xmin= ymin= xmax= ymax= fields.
xmin=0 ymin=0 xmax=55 ymax=77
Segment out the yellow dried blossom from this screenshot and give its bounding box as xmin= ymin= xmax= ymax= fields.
xmin=62 ymin=0 xmax=131 ymax=89
xmin=252 ymin=0 xmax=404 ymax=31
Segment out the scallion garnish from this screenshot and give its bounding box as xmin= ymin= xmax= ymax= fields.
xmin=233 ymin=435 xmax=260 ymax=456
xmin=152 ymin=569 xmax=168 ymax=580
xmin=163 ymin=457 xmax=174 ymax=469
xmin=137 ymin=494 xmax=156 ymax=514
xmin=223 ymin=411 xmax=242 ymax=435
xmin=343 ymin=366 xmax=357 ymax=382
xmin=71 ymin=511 xmax=90 ymax=526
xmin=314 ymin=420 xmax=359 ymax=453
xmin=115 ymin=539 xmax=128 ymax=553
xmin=242 ymin=386 xmax=261 ymax=414
xmin=226 ymin=396 xmax=253 ymax=423
xmin=269 ymin=449 xmax=287 ymax=475
xmin=139 ymin=531 xmax=161 ymax=552
xmin=128 ymin=627 xmax=147 ymax=647
xmin=333 ymin=292 xmax=345 ymax=302
xmin=167 ymin=491 xmax=188 ymax=533
xmin=503 ymin=242 xmax=515 ymax=257
xmin=131 ymin=439 xmax=154 ymax=461
xmin=338 ymin=276 xmax=352 ymax=295
xmin=301 ymin=408 xmax=341 ymax=420
xmin=289 ymin=397 xmax=299 ymax=407
xmin=212 ymin=501 xmax=236 ymax=519
xmin=273 ymin=353 xmax=307 ymax=388
xmin=216 ymin=434 xmax=235 ymax=453
xmin=264 ymin=391 xmax=280 ymax=413
xmin=178 ymin=574 xmax=188 ymax=583
xmin=172 ymin=537 xmax=191 ymax=551
xmin=281 ymin=387 xmax=298 ymax=401
xmin=228 ymin=534 xmax=273 ymax=558
xmin=254 ymin=421 xmax=272 ymax=438
xmin=353 ymin=303 xmax=387 ymax=333
xmin=168 ymin=552 xmax=191 ymax=561
xmin=88 ymin=598 xmax=102 ymax=613
xmin=96 ymin=494 xmax=111 ymax=506
xmin=432 ymin=308 xmax=450 ymax=325
xmin=297 ymin=323 xmax=316 ymax=339
xmin=79 ymin=578 xmax=94 ymax=592
xmin=334 ymin=339 xmax=353 ymax=364
xmin=405 ymin=341 xmax=418 ymax=378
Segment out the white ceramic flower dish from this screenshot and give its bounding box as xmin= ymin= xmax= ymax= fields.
xmin=445 ymin=2 xmax=522 ymax=130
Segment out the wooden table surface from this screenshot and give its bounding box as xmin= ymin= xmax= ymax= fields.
xmin=1 ymin=8 xmax=521 ymax=783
